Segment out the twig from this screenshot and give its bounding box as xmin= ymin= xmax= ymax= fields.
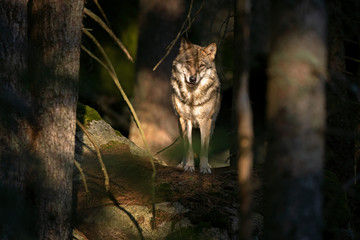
xmin=217 ymin=7 xmax=234 ymax=85
xmin=81 ymin=29 xmax=157 ymax=229
xmin=92 ymin=0 xmax=111 ymax=27
xmin=155 ymin=136 xmax=180 ymax=156
xmin=345 ymin=56 xmax=360 ymax=63
xmin=81 ymin=45 xmax=111 ymax=72
xmin=73 ymin=227 xmax=90 ymax=240
xmin=343 ymin=38 xmax=359 ymax=45
xmin=84 ymin=8 xmax=134 ymax=63
xmin=152 ymin=0 xmax=204 ymax=71
xmin=107 ymin=191 xmax=145 ymax=240
xmin=74 ymin=159 xmax=90 ymax=196
xmin=76 ymin=119 xmax=110 ymax=192
xmin=82 ymin=29 xmax=151 ymax=156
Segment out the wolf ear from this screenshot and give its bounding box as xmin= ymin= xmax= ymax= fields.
xmin=180 ymin=38 xmax=191 ymax=53
xmin=204 ymin=43 xmax=217 ymax=60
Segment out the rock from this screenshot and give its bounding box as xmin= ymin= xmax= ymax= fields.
xmin=82 ymin=202 xmax=193 ymax=240
xmin=156 ymin=201 xmax=189 ymax=216
xmin=75 ymin=103 xmax=149 ymax=159
xmin=74 ymin=103 xmax=167 ymax=165
xmin=79 ymin=120 xmax=123 ymax=148
xmin=76 ymin=119 xmax=148 ymax=157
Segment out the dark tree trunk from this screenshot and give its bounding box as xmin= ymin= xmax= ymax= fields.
xmin=0 ymin=0 xmax=84 ymax=239
xmin=0 ymin=1 xmax=33 ymax=237
xmin=264 ymin=1 xmax=327 ymax=240
xmin=28 ymin=1 xmax=84 ymax=239
xmin=249 ymin=0 xmax=270 ymax=165
xmin=129 ymin=0 xmax=184 ymax=154
xmin=233 ymin=0 xmax=253 ymax=239
xmin=325 ymin=0 xmax=354 ymax=184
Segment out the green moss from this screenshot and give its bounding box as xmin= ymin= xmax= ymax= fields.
xmin=114 ymin=129 xmax=123 ymax=137
xmin=76 ymin=102 xmax=102 ymax=126
xmin=101 ymin=141 xmax=123 ymax=150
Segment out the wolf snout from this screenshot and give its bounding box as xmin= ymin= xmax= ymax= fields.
xmin=189 ymin=76 xmax=197 ymax=83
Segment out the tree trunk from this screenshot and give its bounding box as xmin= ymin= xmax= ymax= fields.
xmin=0 ymin=0 xmax=84 ymax=239
xmin=264 ymin=1 xmax=327 ymax=240
xmin=233 ymin=0 xmax=253 ymax=239
xmin=325 ymin=0 xmax=354 ymax=184
xmin=0 ymin=2 xmax=33 ymax=237
xmin=128 ymin=0 xmax=185 ymax=154
xmin=249 ymin=0 xmax=270 ymax=165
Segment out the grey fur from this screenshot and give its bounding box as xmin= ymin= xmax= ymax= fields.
xmin=171 ymin=38 xmax=221 ymax=174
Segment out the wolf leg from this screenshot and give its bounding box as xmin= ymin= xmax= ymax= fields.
xmin=177 ymin=118 xmax=195 ymax=172
xmin=177 ymin=118 xmax=186 ymax=169
xmin=184 ymin=120 xmax=195 ymax=172
xmin=199 ymin=119 xmax=212 ymax=174
xmin=177 ymin=118 xmax=187 ymax=168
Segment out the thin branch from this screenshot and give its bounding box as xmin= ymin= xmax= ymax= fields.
xmin=81 ymin=30 xmax=157 ymax=228
xmin=76 ymin=119 xmax=110 ymax=192
xmin=155 ymin=136 xmax=180 ymax=156
xmin=74 ymin=159 xmax=90 ymax=197
xmin=92 ymin=0 xmax=111 ymax=27
xmin=82 ymin=28 xmax=150 ymax=155
xmin=84 ymin=7 xmax=134 ymax=63
xmin=152 ymin=0 xmax=204 ymax=71
xmin=107 ymin=191 xmax=145 ymax=240
xmin=217 ymin=7 xmax=234 ymax=85
xmin=82 ymin=28 xmax=117 ymax=74
xmin=343 ymin=38 xmax=359 ymax=44
xmin=81 ymin=45 xmax=111 ymax=73
xmin=345 ymin=56 xmax=360 ymax=63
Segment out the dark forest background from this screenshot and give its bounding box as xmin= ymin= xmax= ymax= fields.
xmin=1 ymin=0 xmax=360 ymax=239
xmin=79 ymin=0 xmax=360 ymax=238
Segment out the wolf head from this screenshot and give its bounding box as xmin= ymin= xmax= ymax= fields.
xmin=173 ymin=38 xmax=217 ymax=88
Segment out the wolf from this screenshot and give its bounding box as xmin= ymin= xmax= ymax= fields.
xmin=171 ymin=38 xmax=221 ymax=174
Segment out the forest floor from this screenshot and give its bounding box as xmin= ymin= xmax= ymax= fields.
xmin=73 ymin=141 xmax=256 ymax=240
xmin=72 ymin=140 xmax=360 ymax=240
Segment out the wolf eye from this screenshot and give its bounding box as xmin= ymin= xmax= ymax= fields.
xmin=199 ymin=63 xmax=206 ymax=69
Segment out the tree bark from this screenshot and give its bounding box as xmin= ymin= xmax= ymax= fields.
xmin=128 ymin=0 xmax=185 ymax=153
xmin=0 ymin=0 xmax=84 ymax=239
xmin=325 ymin=0 xmax=355 ymax=184
xmin=0 ymin=1 xmax=33 ymax=237
xmin=233 ymin=0 xmax=253 ymax=239
xmin=248 ymin=0 xmax=270 ymax=165
xmin=264 ymin=1 xmax=327 ymax=240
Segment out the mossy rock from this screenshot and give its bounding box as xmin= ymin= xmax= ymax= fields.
xmin=76 ymin=102 xmax=102 ymax=126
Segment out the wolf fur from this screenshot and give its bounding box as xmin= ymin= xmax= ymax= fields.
xmin=171 ymin=38 xmax=221 ymax=174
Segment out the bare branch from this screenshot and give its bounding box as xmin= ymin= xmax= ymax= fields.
xmin=76 ymin=119 xmax=110 ymax=192
xmin=81 ymin=29 xmax=157 ymax=227
xmin=152 ymin=0 xmax=204 ymax=71
xmin=84 ymin=8 xmax=134 ymax=63
xmin=74 ymin=159 xmax=90 ymax=197
xmin=92 ymin=0 xmax=111 ymax=27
